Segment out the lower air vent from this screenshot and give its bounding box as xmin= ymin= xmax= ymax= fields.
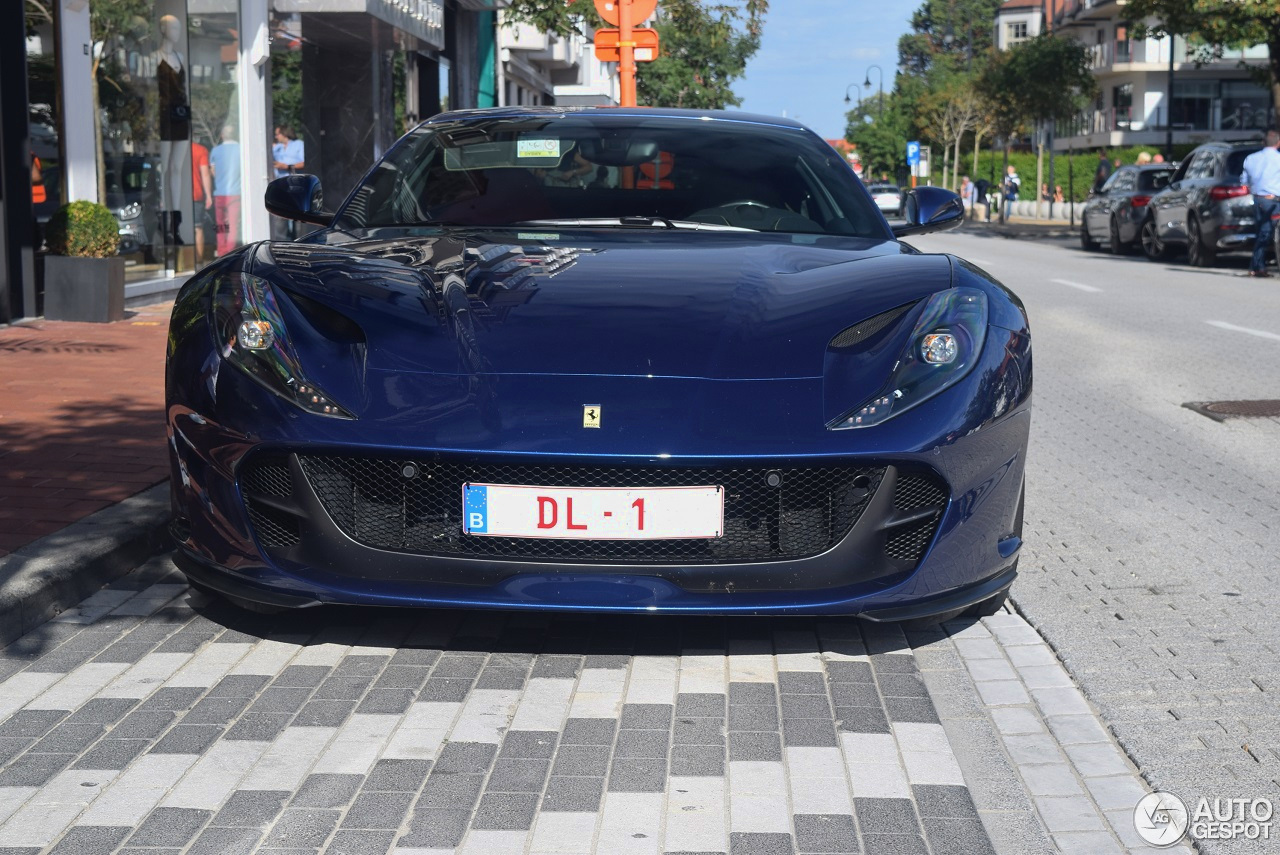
xmin=246 ymin=499 xmax=301 ymax=547
xmin=241 ymin=456 xmax=294 ymax=497
xmin=883 ymin=470 xmax=949 ymax=564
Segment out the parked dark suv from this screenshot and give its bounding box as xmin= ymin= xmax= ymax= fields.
xmin=1081 ymin=164 xmax=1175 ymax=253
xmin=1141 ymin=141 xmax=1262 ymax=267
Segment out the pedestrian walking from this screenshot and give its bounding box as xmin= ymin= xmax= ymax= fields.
xmin=960 ymin=175 xmax=976 ymax=218
xmin=974 ymin=177 xmax=991 ymax=222
xmin=1093 ymin=150 xmax=1111 ymax=193
xmin=209 ymin=124 xmax=242 ymax=256
xmin=1241 ymin=127 xmax=1280 ymax=278
xmin=271 ymin=125 xmax=305 ymax=241
xmin=1002 ymin=165 xmax=1020 ymax=222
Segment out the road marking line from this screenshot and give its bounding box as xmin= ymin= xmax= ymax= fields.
xmin=1050 ymin=278 xmax=1102 ymax=293
xmin=1207 ymin=320 xmax=1280 ymax=342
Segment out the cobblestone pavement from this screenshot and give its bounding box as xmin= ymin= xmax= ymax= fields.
xmin=918 ymin=231 xmax=1280 ymax=854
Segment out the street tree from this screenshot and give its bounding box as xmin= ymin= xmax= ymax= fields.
xmin=898 ymin=0 xmax=1003 ymax=77
xmin=504 ymin=0 xmax=767 ymax=109
xmin=1125 ymin=0 xmax=1280 ymax=118
xmin=844 ymin=91 xmax=911 ymax=182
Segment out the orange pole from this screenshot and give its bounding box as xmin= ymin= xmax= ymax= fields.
xmin=619 ymin=0 xmax=636 ymax=107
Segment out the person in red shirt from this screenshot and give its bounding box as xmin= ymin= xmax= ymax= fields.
xmin=191 ymin=140 xmax=213 ymax=262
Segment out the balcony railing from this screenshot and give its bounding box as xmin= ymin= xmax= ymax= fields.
xmin=1056 ymin=102 xmax=1277 ymax=138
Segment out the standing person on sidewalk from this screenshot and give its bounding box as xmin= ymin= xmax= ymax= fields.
xmin=270 ymin=126 xmax=306 ymax=241
xmin=1001 ymin=165 xmax=1020 ymax=223
xmin=1093 ymin=149 xmax=1111 ymax=194
xmin=974 ymin=176 xmax=991 ymax=222
xmin=959 ymin=175 xmax=976 ymax=218
xmin=208 ymin=125 xmax=242 ymax=256
xmin=1242 ymin=127 xmax=1280 ymax=278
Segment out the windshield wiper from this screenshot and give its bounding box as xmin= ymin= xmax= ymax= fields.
xmin=515 ymin=217 xmax=754 ymax=232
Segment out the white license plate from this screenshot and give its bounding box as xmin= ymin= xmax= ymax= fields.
xmin=462 ymin=483 xmax=723 ymax=540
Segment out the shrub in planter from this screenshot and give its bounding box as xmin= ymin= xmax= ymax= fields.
xmin=43 ymin=201 xmax=126 ymax=322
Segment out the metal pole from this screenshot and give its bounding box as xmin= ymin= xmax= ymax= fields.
xmin=620 ymin=0 xmax=637 ymax=107
xmin=864 ymin=66 xmax=883 ymax=119
xmin=1165 ymin=34 xmax=1174 ymax=160
xmin=1068 ymin=141 xmax=1074 ymax=227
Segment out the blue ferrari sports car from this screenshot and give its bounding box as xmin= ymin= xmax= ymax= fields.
xmin=166 ymin=107 xmax=1030 ymax=621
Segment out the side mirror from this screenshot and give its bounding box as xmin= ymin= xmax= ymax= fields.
xmin=891 ymin=186 xmax=964 ymax=237
xmin=265 ymin=174 xmax=333 ymax=226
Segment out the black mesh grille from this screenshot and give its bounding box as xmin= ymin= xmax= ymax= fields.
xmin=242 ymin=456 xmax=293 ymax=497
xmin=829 ymin=301 xmax=917 ymax=349
xmin=246 ymin=499 xmax=301 ymax=547
xmin=884 ymin=470 xmax=949 ymax=563
xmin=298 ymin=454 xmax=885 ymax=564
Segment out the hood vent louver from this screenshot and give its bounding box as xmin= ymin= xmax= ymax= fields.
xmin=829 ymin=300 xmax=918 ymax=350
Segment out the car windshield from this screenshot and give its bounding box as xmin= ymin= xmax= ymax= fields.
xmin=1138 ymin=169 xmax=1173 ymax=192
xmin=335 ymin=112 xmax=885 ymax=237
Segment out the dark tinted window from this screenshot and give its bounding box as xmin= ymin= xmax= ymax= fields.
xmin=337 ymin=114 xmax=884 ymax=236
xmin=1138 ymin=169 xmax=1174 ymax=191
xmin=1227 ymin=148 xmax=1261 ymax=178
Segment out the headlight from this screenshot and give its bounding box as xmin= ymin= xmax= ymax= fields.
xmin=118 ymin=202 xmax=142 ymax=220
xmin=829 ymin=287 xmax=987 ymax=429
xmin=212 ymin=272 xmax=355 ymax=419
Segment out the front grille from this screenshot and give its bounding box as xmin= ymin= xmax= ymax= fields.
xmin=245 ymin=498 xmax=301 ymax=547
xmin=241 ymin=456 xmax=293 ymax=496
xmin=298 ymin=454 xmax=885 ymax=564
xmin=884 ymin=470 xmax=949 ymax=563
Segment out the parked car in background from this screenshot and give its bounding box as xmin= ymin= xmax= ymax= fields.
xmin=104 ymin=156 xmax=160 ymax=259
xmin=1081 ymin=164 xmax=1175 ymax=254
xmin=1140 ymin=141 xmax=1262 ymax=267
xmin=866 ymin=183 xmax=903 ymax=216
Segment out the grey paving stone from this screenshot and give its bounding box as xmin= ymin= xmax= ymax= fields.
xmin=291 ymin=773 xmax=363 ymax=808
xmin=781 ymin=695 xmax=833 ymax=719
xmin=139 ymin=687 xmax=204 ymax=711
xmin=676 ymin=693 xmax=727 ymax=717
xmin=1001 ymin=733 xmax=1064 ymax=766
xmin=431 ymin=652 xmax=486 ymax=678
xmin=1083 ymin=774 xmax=1148 ymax=812
xmin=530 ymin=654 xmax=583 ymax=679
xmin=0 ymin=850 xmax=53 ymax=855
xmin=364 ymin=758 xmax=432 ymax=792
xmin=182 ymin=696 xmax=253 ymax=725
xmin=72 ymin=738 xmax=149 ymax=770
xmin=437 ymin=741 xmax=500 ymax=771
xmin=1045 ymin=715 xmax=1110 ymax=746
xmin=824 ymin=662 xmax=874 ymax=683
xmin=184 ymin=824 xmax=263 ymax=855
xmin=835 ymin=705 xmax=890 ymax=733
xmin=271 ymin=665 xmax=331 ymax=687
xmin=0 ymin=751 xmax=71 ymax=785
xmin=920 ymin=816 xmax=996 ymax=855
xmin=261 ymin=809 xmax=339 ymax=848
xmin=1063 ymin=743 xmax=1132 ymax=778
xmin=224 ymin=711 xmax=291 ymax=742
xmin=126 ymin=807 xmax=212 ymax=846
xmin=66 ymin=698 xmax=138 ymax=725
xmin=208 ymin=674 xmax=270 ymax=698
xmin=247 ymin=687 xmax=313 ymax=714
xmin=417 ymin=773 xmax=484 ymax=808
xmin=389 ymin=648 xmax=441 ymax=667
xmin=0 ymin=737 xmax=29 ymax=765
xmin=371 ymin=666 xmax=432 ymax=690
xmin=828 ymin=682 xmax=881 ymax=708
xmin=1033 ymin=795 xmax=1106 ymax=833
xmin=910 ymin=785 xmax=978 ymax=819
xmin=340 ymin=791 xmax=414 ymax=829
xmin=148 ymin=724 xmax=222 ymax=754
xmin=47 ymin=826 xmax=131 ymax=855
xmin=608 ymin=757 xmax=668 ymax=792
xmin=615 ymin=729 xmax=671 ymax=759
xmin=313 ymin=676 xmax=376 ymax=701
xmin=729 ymin=731 xmax=781 ymax=762
xmin=92 ymin=642 xmax=157 ymax=664
xmin=729 ymin=704 xmax=780 ymax=731
xmin=778 ymin=673 xmax=826 ymax=695
xmin=783 ymin=718 xmax=838 ymax=747
xmin=882 ymin=697 xmax=940 ymax=724
xmin=860 ymin=833 xmax=929 ymax=855
xmin=355 ymin=688 xmax=415 ymax=715
xmin=671 ymin=744 xmax=726 ymax=776
xmin=542 ymin=775 xmax=605 ymax=811
xmin=487 ymin=757 xmax=552 ymax=792
xmin=621 ymin=704 xmax=675 ymax=730
xmin=1020 ymin=763 xmax=1085 ymax=797
xmin=475 ymin=667 xmax=528 ymax=690
xmin=585 ymin=654 xmax=631 ymax=669
xmin=729 ymin=831 xmax=795 ymax=855
xmin=398 ymin=808 xmax=470 ymax=847
xmin=117 ymin=850 xmax=181 ymax=855
xmin=211 ymin=790 xmax=290 ymax=827
xmin=333 ymin=655 xmax=388 ymax=677
xmin=552 ymin=744 xmax=612 ymax=777
xmin=793 ymin=814 xmax=858 ymax=853
xmin=0 ymin=709 xmax=68 ymax=738
xmin=418 ymin=678 xmax=472 ymax=702
xmin=854 ymin=797 xmax=918 ymax=829
xmin=326 ymin=829 xmax=397 ymax=855
xmin=471 ymin=791 xmax=539 ymax=830
xmin=729 ymin=683 xmax=778 ymax=704
xmin=876 ymin=674 xmax=929 ymax=700
xmin=32 ymin=722 xmax=106 ymax=754
xmin=499 ymin=731 xmax=558 ymax=759
xmin=293 ymin=699 xmax=357 ymax=727
xmin=868 ymin=655 xmax=917 ymax=675
xmin=1050 ymin=831 xmax=1124 ymax=855
xmin=562 ymin=717 xmax=619 ymax=746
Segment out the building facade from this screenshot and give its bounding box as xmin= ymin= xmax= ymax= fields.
xmin=994 ymin=0 xmax=1273 ymax=154
xmin=3 ymin=0 xmax=618 ymax=324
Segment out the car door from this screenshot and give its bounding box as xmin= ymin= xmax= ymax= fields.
xmin=1186 ymin=150 xmax=1225 ymax=233
xmin=1157 ymin=152 xmax=1204 ymax=243
xmin=1106 ymin=169 xmax=1137 ymax=227
xmin=1087 ymin=170 xmax=1121 ymax=233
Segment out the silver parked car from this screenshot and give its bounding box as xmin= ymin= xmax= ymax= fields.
xmin=866 ymin=183 xmax=903 ymax=216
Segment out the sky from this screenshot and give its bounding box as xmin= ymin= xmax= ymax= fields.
xmin=731 ymin=0 xmax=916 ymax=140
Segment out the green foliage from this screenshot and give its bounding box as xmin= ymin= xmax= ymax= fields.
xmin=272 ymin=50 xmax=304 ymax=138
xmin=503 ymin=0 xmax=767 ymax=109
xmin=897 ymin=0 xmax=1002 ymax=77
xmin=999 ymin=35 xmax=1097 ymax=125
xmin=845 ymin=92 xmax=912 ymax=179
xmin=967 ymin=145 xmax=1197 ymax=203
xmin=46 ymin=201 xmax=120 ymax=258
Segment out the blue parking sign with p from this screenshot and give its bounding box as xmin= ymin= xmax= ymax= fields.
xmin=906 ymin=141 xmax=920 ymax=166
xmin=463 ymin=484 xmax=487 ymax=533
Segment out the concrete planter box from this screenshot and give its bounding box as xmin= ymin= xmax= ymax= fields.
xmin=43 ymin=256 xmax=126 ymax=323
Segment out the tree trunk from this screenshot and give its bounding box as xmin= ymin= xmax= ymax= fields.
xmin=1035 ymin=128 xmax=1045 ymax=220
xmin=954 ymin=134 xmax=963 ymax=191
xmin=93 ymin=56 xmax=106 ymax=204
xmin=973 ymin=131 xmax=981 ymax=177
xmin=1000 ymin=143 xmax=1009 ymax=224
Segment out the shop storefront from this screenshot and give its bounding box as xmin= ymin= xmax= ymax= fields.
xmin=5 ymin=0 xmax=459 ymax=322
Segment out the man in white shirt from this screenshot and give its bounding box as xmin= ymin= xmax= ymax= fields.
xmin=271 ymin=126 xmax=306 ymax=240
xmin=1242 ymin=128 xmax=1280 ymax=277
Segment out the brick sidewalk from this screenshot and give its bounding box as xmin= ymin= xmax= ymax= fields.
xmin=0 ymin=304 xmax=172 ymax=557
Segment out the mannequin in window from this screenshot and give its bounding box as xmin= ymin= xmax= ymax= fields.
xmin=156 ymin=14 xmax=190 ymax=246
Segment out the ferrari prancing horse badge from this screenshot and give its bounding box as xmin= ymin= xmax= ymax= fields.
xmin=583 ymin=405 xmax=601 ymax=428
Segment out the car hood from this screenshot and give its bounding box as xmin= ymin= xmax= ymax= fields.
xmin=258 ymin=228 xmax=952 ymax=382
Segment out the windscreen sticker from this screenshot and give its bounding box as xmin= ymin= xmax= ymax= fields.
xmin=517 ymin=138 xmax=562 ymax=159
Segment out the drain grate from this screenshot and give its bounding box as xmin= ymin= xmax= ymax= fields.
xmin=1183 ymin=400 xmax=1280 ymax=422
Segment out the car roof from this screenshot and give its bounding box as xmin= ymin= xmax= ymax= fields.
xmin=423 ymin=105 xmax=810 ymax=132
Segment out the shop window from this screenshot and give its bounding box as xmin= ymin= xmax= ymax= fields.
xmin=1221 ymin=80 xmax=1272 ymax=130
xmin=1171 ymin=80 xmax=1215 ymax=130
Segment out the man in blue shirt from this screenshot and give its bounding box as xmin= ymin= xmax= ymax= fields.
xmin=1242 ymin=128 xmax=1280 ymax=277
xmin=271 ymin=125 xmax=306 ymax=240
xmin=208 ymin=124 xmax=242 ymax=256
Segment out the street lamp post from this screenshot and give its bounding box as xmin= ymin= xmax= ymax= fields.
xmin=864 ymin=65 xmax=883 ymax=119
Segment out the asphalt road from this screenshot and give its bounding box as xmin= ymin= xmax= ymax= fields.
xmin=914 ymin=224 xmax=1280 ymax=853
